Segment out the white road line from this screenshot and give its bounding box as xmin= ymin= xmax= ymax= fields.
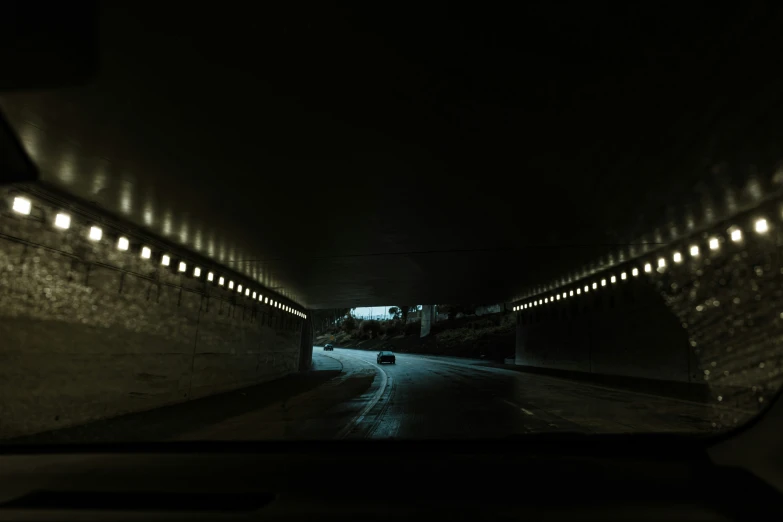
xmin=331 ymin=350 xmax=389 ymax=439
xmin=500 ymin=398 xmax=535 ymax=416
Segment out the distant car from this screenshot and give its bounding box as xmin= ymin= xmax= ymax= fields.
xmin=324 ymin=344 xmax=334 ymax=351
xmin=377 ymin=351 xmax=396 ymax=364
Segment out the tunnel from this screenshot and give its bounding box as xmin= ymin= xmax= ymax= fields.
xmin=0 ymin=3 xmax=782 ymax=440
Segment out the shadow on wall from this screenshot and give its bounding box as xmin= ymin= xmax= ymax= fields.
xmin=0 ymin=190 xmax=303 ymax=439
xmin=516 ymin=280 xmax=697 ymax=383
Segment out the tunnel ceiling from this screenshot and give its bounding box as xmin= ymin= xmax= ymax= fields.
xmin=2 ymin=3 xmax=783 ymax=308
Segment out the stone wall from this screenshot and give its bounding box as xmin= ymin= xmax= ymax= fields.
xmin=0 ymin=188 xmax=303 ymax=438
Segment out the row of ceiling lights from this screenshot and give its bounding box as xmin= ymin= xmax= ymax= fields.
xmin=513 ymin=218 xmax=770 ymax=312
xmin=10 ymin=196 xmax=307 ymax=319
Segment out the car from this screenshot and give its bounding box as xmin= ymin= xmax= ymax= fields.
xmin=324 ymin=344 xmax=334 ymax=351
xmin=377 ymin=351 xmax=396 ymax=364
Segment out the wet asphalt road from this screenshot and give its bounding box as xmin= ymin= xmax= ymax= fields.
xmin=320 ymin=347 xmax=730 ymax=439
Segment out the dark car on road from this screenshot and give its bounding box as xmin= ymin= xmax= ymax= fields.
xmin=377 ymin=351 xmax=396 ymax=364
xmin=324 ymin=344 xmax=334 ymax=351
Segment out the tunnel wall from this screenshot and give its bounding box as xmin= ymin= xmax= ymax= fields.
xmin=515 ymin=280 xmax=698 ymax=383
xmin=0 ymin=194 xmax=303 ymax=439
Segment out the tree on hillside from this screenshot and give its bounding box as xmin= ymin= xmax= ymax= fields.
xmin=397 ymin=305 xmax=415 ymax=323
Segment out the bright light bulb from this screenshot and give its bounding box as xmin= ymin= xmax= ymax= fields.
xmin=194 ymin=267 xmax=201 ymax=277
xmin=673 ymin=252 xmax=682 ymax=263
xmin=644 ymin=263 xmax=652 ymax=273
xmin=592 ymin=282 xmax=597 ymax=289
xmin=569 ymin=290 xmax=573 ymax=296
xmin=238 ymin=284 xmax=243 ymax=293
xmin=245 ymin=288 xmax=250 ymax=296
xmin=54 ymin=213 xmax=71 ymax=229
xmin=731 ymin=229 xmax=742 ymax=242
xmin=621 ymin=272 xmax=627 ymax=280
xmin=584 ymin=286 xmax=589 ymax=293
xmin=601 ymin=279 xmax=606 ymax=287
xmin=117 ymin=237 xmax=129 ymax=251
xmin=709 ymin=237 xmax=719 ymax=250
xmin=556 ymin=295 xmax=561 ymax=301
xmin=610 ymin=276 xmax=616 ymax=284
xmin=12 ymin=196 xmax=31 ymax=215
xmin=253 ymin=291 xmax=257 ymax=299
xmin=258 ymin=294 xmax=263 ymax=301
xmin=632 ymin=268 xmax=639 ymax=276
xmin=658 ymin=258 xmax=666 ymax=268
xmin=178 ymin=261 xmax=187 ymax=272
xmin=755 ymin=219 xmax=768 ymax=233
xmin=265 ymin=297 xmax=269 ymax=303
xmin=690 ymin=245 xmax=699 ymax=257
xmin=208 ymin=272 xmax=214 ymax=282
xmin=545 ymin=298 xmax=548 ymax=304
xmin=562 ymin=292 xmax=566 ymax=298
xmin=161 ymin=254 xmax=170 ymax=266
xmin=576 ymin=288 xmax=581 ymax=295
xmin=141 ymin=246 xmax=151 ymax=259
xmin=89 ymin=226 xmax=103 ymax=241
xmin=229 ymin=281 xmax=234 ymax=289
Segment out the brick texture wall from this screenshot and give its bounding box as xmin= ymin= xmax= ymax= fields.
xmin=0 ymin=188 xmax=303 ymax=438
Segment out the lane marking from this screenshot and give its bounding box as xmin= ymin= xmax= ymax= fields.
xmin=331 ymin=350 xmax=389 ymax=439
xmin=500 ymin=398 xmax=535 ymax=416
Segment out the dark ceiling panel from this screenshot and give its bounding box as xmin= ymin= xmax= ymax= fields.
xmin=2 ymin=2 xmax=782 ymax=307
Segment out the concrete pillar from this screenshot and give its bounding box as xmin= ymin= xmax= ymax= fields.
xmin=421 ymin=305 xmax=434 ymax=337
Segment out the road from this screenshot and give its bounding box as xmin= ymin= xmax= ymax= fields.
xmin=9 ymin=346 xmax=737 ymax=444
xmin=320 ymin=347 xmax=726 ymax=439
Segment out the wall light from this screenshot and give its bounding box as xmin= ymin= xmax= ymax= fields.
xmin=141 ymin=246 xmax=152 ymax=259
xmin=545 ymin=298 xmax=548 ymax=304
xmin=709 ymin=237 xmax=719 ymax=250
xmin=601 ymin=279 xmax=606 ymax=287
xmin=584 ymin=286 xmax=589 ymax=293
xmin=610 ymin=276 xmax=616 ymax=284
xmin=576 ymin=288 xmax=581 ymax=295
xmin=238 ymin=284 xmax=243 ymax=293
xmin=657 ymin=258 xmax=666 ymax=268
xmin=755 ymin=219 xmax=768 ymax=234
xmin=569 ymin=290 xmax=573 ymax=296
xmin=556 ymin=295 xmax=561 ymax=301
xmin=54 ymin=213 xmax=71 ymax=229
xmin=258 ymin=294 xmax=263 ymax=301
xmin=690 ymin=245 xmax=699 ymax=257
xmin=89 ymin=226 xmax=103 ymax=241
xmin=632 ymin=268 xmax=639 ymax=277
xmin=673 ymin=252 xmax=682 ymax=263
xmin=265 ymin=297 xmax=269 ymax=303
xmin=194 ymin=267 xmax=201 ymax=277
xmin=562 ymin=292 xmax=566 ymax=298
xmin=161 ymin=254 xmax=171 ymax=266
xmin=12 ymin=196 xmax=31 ymax=215
xmin=593 ymin=282 xmax=598 ymax=289
xmin=229 ymin=281 xmax=234 ymax=289
xmin=178 ymin=261 xmax=187 ymax=272
xmin=219 ymin=276 xmax=225 ymax=285
xmin=621 ymin=272 xmax=627 ymax=280
xmin=731 ymin=228 xmax=742 ymax=242
xmin=208 ymin=272 xmax=214 ymax=282
xmin=245 ymin=288 xmax=250 ymax=296
xmin=253 ymin=291 xmax=257 ymax=299
xmin=117 ymin=237 xmax=129 ymax=251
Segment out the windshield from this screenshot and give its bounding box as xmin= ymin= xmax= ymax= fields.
xmin=0 ymin=4 xmax=781 ymax=445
